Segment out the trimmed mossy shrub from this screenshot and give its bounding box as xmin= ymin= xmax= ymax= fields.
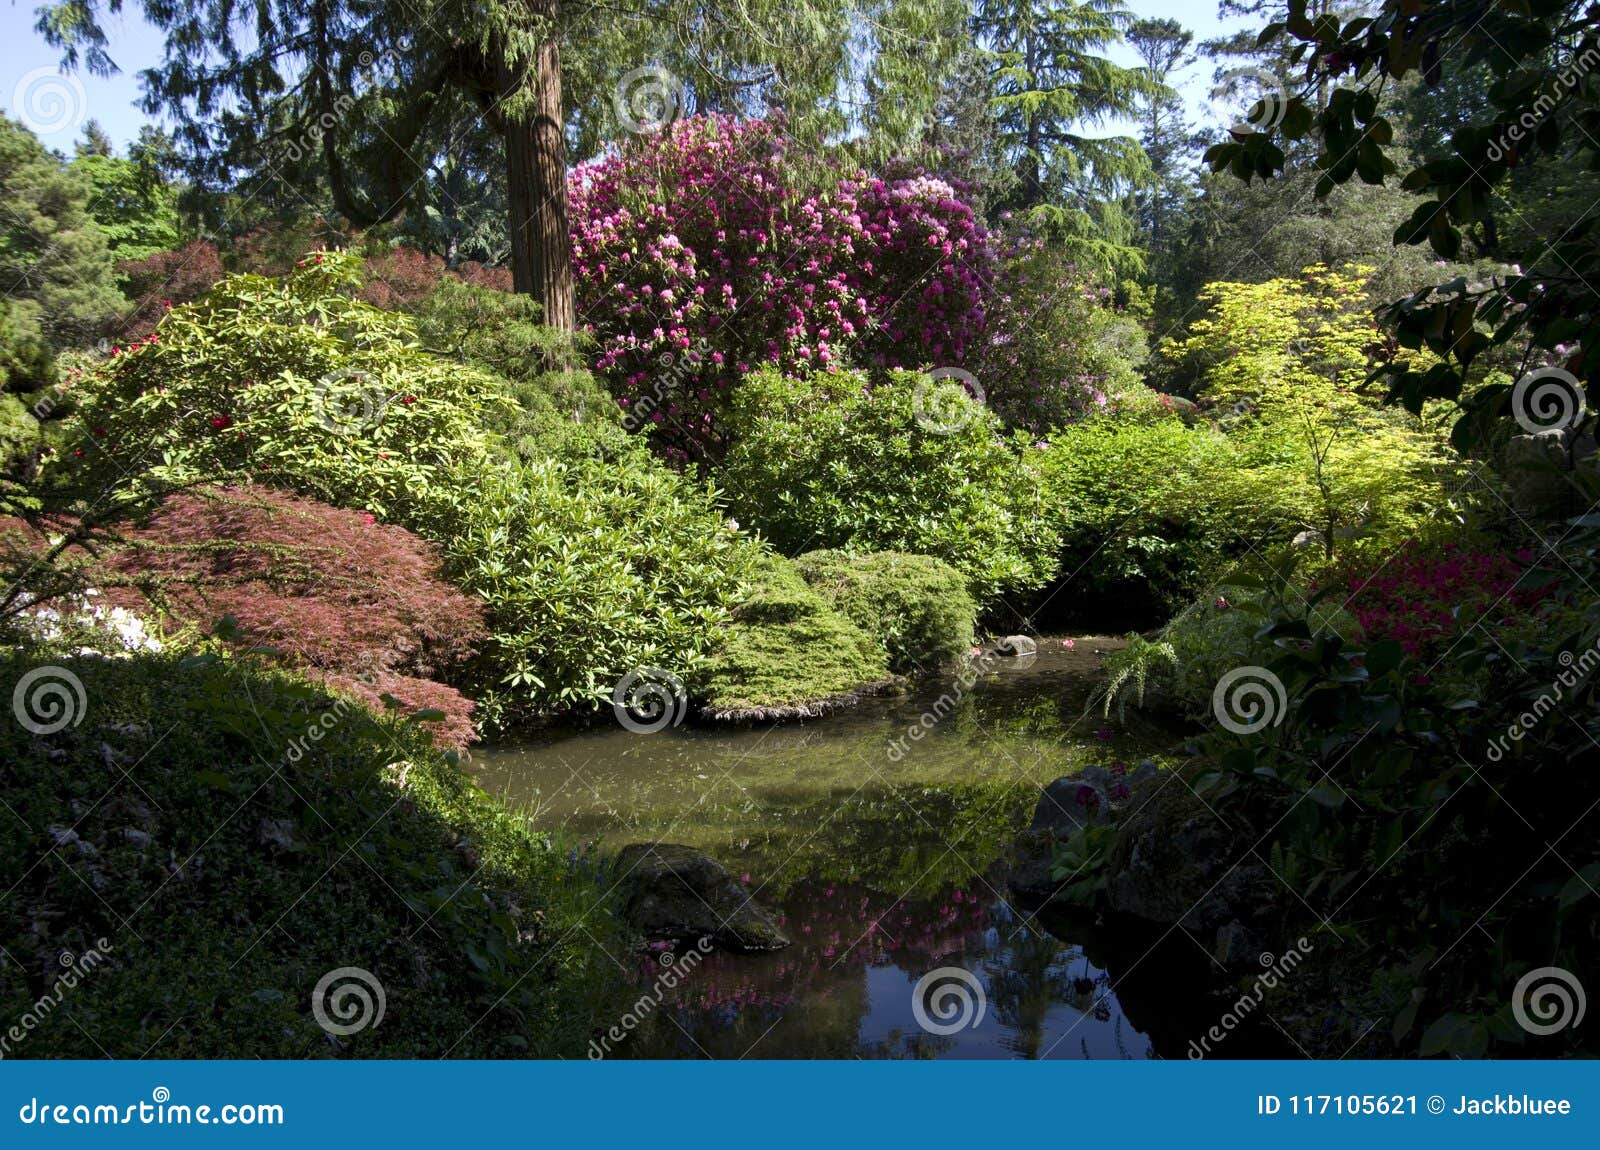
xmin=794 ymin=549 xmax=976 ymax=673
xmin=0 ymin=648 xmax=630 ymax=1058
xmin=700 ymin=553 xmax=891 ymax=721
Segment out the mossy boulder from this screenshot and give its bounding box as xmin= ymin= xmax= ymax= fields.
xmin=700 ymin=553 xmax=892 ymax=721
xmin=794 ymin=549 xmax=976 ymax=673
xmin=614 ymin=842 xmax=789 ymax=952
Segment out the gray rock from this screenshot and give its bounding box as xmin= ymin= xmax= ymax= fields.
xmin=615 ymin=843 xmax=789 ymax=953
xmin=46 ymin=824 xmax=97 ymax=858
xmin=1213 ymin=920 xmax=1259 ymax=967
xmin=1030 ymin=776 xmax=1111 ymax=835
xmin=1504 ymin=429 xmax=1576 ymax=513
xmin=1103 ymin=787 xmax=1276 ymax=932
xmin=1006 ymin=829 xmax=1063 ymax=902
xmin=256 ymin=818 xmax=304 ymax=853
xmin=993 ymin=635 xmax=1038 ymax=657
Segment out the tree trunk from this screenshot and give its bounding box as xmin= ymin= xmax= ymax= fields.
xmin=1020 ymin=29 xmax=1043 ymax=208
xmin=504 ymin=35 xmax=574 ymax=331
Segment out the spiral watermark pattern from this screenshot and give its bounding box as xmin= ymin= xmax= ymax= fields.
xmin=1209 ymin=67 xmax=1290 ymax=135
xmin=614 ymin=66 xmax=685 ymax=134
xmin=1212 ymin=666 xmax=1287 ymax=735
xmin=11 ymin=67 xmax=88 ymax=136
xmin=12 ymin=665 xmax=87 ymax=735
xmin=310 ymin=966 xmax=386 ymax=1036
xmin=1510 ymin=367 xmax=1586 ymax=434
xmin=912 ymin=367 xmax=986 ymax=435
xmin=313 ymin=369 xmax=390 ymax=435
xmin=1512 ymin=966 xmax=1586 ymax=1036
xmin=611 ymin=667 xmax=687 ymax=734
xmin=910 ymin=966 xmax=987 ymax=1036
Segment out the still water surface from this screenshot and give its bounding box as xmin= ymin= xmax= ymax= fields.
xmin=473 ymin=639 xmax=1221 ymax=1058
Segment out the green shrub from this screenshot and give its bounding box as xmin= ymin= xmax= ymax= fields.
xmin=972 ymin=234 xmax=1152 ymax=433
xmin=0 ymin=394 xmax=38 ymax=481
xmin=0 ymin=302 xmax=57 ymax=482
xmin=0 ymin=648 xmax=628 ymax=1057
xmin=720 ymin=367 xmax=1060 ymax=603
xmin=407 ymin=279 xmax=620 ymax=462
xmin=1036 ymin=402 xmax=1463 ymax=617
xmin=1163 ymin=267 xmax=1464 ymax=570
xmin=54 ymin=253 xmax=761 ymax=723
xmin=794 ymin=549 xmax=976 ymax=672
xmin=1033 ymin=414 xmax=1252 ymax=613
xmin=1075 ymin=542 xmax=1600 ymax=1057
xmin=443 ymin=451 xmax=761 ymax=726
xmin=701 ymin=553 xmax=890 ymax=719
xmin=59 ymin=252 xmax=507 ymax=525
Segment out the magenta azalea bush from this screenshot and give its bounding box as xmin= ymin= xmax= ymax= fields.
xmin=1338 ymin=545 xmax=1547 ymax=658
xmin=569 ymin=115 xmax=994 ymax=462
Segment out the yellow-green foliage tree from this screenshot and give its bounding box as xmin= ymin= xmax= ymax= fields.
xmin=1164 ymin=265 xmax=1460 ymax=567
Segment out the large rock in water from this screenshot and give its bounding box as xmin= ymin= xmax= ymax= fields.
xmin=1102 ymin=777 xmax=1275 ymax=937
xmin=614 ymin=843 xmax=790 ymax=953
xmin=1008 ymin=762 xmax=1158 ymax=901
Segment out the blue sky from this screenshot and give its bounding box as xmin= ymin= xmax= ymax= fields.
xmin=1 ymin=0 xmax=1249 ymax=155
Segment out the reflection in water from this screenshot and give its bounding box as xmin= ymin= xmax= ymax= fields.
xmin=625 ymin=879 xmax=1158 ymax=1059
xmin=472 ymin=640 xmax=1220 ymax=1058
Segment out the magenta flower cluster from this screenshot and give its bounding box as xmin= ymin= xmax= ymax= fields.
xmin=1341 ymin=545 xmax=1544 ymax=657
xmin=568 ymin=114 xmax=993 ymax=461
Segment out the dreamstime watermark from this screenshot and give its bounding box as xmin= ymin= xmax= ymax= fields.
xmin=1511 ymin=966 xmax=1586 ymax=1036
xmin=1486 ymin=639 xmax=1600 ymax=762
xmin=588 ymin=936 xmax=715 ymax=1058
xmin=1212 ymin=665 xmax=1287 ymax=735
xmin=1487 ymin=45 xmax=1600 ymax=162
xmin=912 ymin=367 xmax=986 ymax=435
xmin=1208 ymin=67 xmax=1290 ymax=135
xmin=17 ymin=1087 xmax=283 ymax=1126
xmin=612 ymin=667 xmax=688 ymax=734
xmin=313 ymin=368 xmax=390 ymax=435
xmin=1187 ymin=938 xmax=1314 ymax=1059
xmin=911 ymin=966 xmax=987 ymax=1036
xmin=1510 ymin=367 xmax=1587 ymax=434
xmin=886 ymin=648 xmax=1002 ymax=762
xmin=311 ymin=966 xmax=385 ymax=1036
xmin=283 ymin=694 xmax=355 ymax=764
xmin=614 ymin=65 xmax=685 ymax=134
xmin=623 ymin=344 xmax=708 ymax=433
xmin=11 ymin=67 xmax=87 ymax=136
xmin=11 ymin=665 xmax=87 ymax=735
xmin=0 ymin=939 xmax=114 ymax=1059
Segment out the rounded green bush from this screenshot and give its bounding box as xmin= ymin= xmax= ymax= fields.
xmin=720 ymin=366 xmax=1060 ymax=605
xmin=794 ymin=549 xmax=976 ymax=672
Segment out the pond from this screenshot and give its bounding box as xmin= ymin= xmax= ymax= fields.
xmin=471 ymin=637 xmax=1237 ymax=1059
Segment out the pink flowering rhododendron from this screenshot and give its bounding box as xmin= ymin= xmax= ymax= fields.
xmin=568 ymin=114 xmax=994 ymax=461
